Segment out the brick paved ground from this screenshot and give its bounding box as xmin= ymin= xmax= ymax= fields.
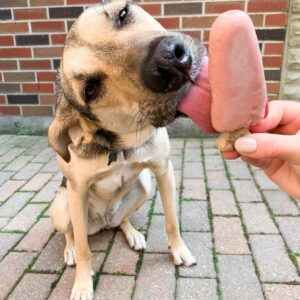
xmin=0 ymin=134 xmax=300 ymax=300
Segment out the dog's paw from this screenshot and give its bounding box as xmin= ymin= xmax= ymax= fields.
xmin=169 ymin=239 xmax=196 ymax=267
xmin=64 ymin=245 xmax=76 ymax=266
xmin=71 ymin=276 xmax=93 ymax=300
xmin=125 ymin=228 xmax=147 ymax=251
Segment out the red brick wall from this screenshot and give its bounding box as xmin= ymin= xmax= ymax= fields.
xmin=0 ymin=0 xmax=289 ymax=116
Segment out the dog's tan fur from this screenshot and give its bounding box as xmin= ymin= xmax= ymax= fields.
xmin=48 ymin=1 xmax=205 ymax=299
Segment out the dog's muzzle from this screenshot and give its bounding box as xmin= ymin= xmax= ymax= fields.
xmin=141 ymin=36 xmax=192 ymax=93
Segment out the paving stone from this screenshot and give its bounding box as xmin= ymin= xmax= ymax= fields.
xmin=0 ymin=192 xmax=34 ymax=217
xmin=0 ymin=217 xmax=10 ymax=229
xmin=95 ymin=275 xmax=135 ymax=300
xmin=240 ymin=203 xmax=278 ymax=234
xmin=4 ymin=155 xmax=33 ymax=172
xmin=133 ymin=254 xmax=175 ymax=300
xmin=49 ymin=253 xmax=105 ymax=300
xmin=205 ymin=155 xmax=225 ymax=171
xmin=20 ymin=173 xmax=53 ymax=191
xmin=89 ymin=229 xmax=114 ymax=252
xmin=15 ymin=218 xmax=54 ymax=251
xmin=210 ymin=190 xmax=238 ymax=215
xmin=170 ymin=139 xmax=185 ymax=149
xmin=9 ymin=273 xmax=58 ymax=300
xmin=276 ymin=217 xmax=300 ymax=253
xmin=203 ymin=148 xmax=220 ymax=155
xmin=23 ymin=143 xmax=47 ymax=156
xmin=13 ymin=163 xmax=43 ymax=180
xmin=264 ymin=190 xmax=299 ymax=216
xmin=52 ymin=171 xmax=63 ymax=181
xmin=103 ymin=231 xmax=139 ymax=275
xmin=184 ymin=148 xmax=201 ymax=162
xmin=226 ymin=159 xmax=252 ymax=179
xmin=154 ymin=189 xmax=180 ymax=214
xmin=181 ymin=201 xmax=209 ymax=232
xmin=4 ymin=204 xmax=46 ymax=232
xmin=0 ymin=171 xmax=14 ymax=185
xmin=0 ymin=144 xmax=13 ymax=156
xmin=131 ymin=200 xmax=151 ymax=230
xmin=0 ymin=252 xmax=36 ymax=300
xmin=182 ymin=178 xmax=206 ymax=199
xmin=33 ymin=233 xmax=65 ymax=272
xmin=0 ymin=147 xmax=26 ymax=164
xmin=177 ymin=278 xmax=217 ymax=300
xmin=206 ymin=170 xmax=230 ymax=190
xmin=146 ymin=215 xmax=168 ymax=253
xmin=31 ymin=147 xmax=54 ymax=163
xmin=31 ymin=180 xmax=60 ymax=202
xmin=0 ymin=180 xmax=25 ymax=202
xmin=183 ymin=162 xmax=204 ymax=178
xmin=0 ymin=232 xmax=23 ymax=260
xmin=213 ymin=217 xmax=249 ymax=254
xmin=264 ymin=284 xmax=300 ymax=300
xmin=218 ymin=255 xmax=264 ymax=300
xmin=179 ymin=232 xmax=215 ymax=278
xmin=249 ymin=235 xmax=300 ymax=282
xmin=171 ymin=148 xmax=182 ymax=156
xmin=171 ymin=155 xmax=182 ymax=170
xmin=174 ymin=169 xmax=181 ymax=188
xmin=232 ymin=180 xmax=262 ymax=202
xmin=202 ymin=139 xmax=216 ymax=148
xmin=185 ymin=139 xmax=202 ymax=148
xmin=253 ymin=169 xmax=280 ymax=190
xmin=40 ymin=159 xmax=59 ymax=172
xmin=0 ymin=163 xmax=5 ymax=170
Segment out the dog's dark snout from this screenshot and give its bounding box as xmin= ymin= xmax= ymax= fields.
xmin=141 ymin=36 xmax=192 ymax=93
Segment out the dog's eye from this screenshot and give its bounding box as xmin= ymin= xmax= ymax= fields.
xmin=84 ymin=78 xmax=100 ymax=102
xmin=118 ymin=6 xmax=128 ymax=26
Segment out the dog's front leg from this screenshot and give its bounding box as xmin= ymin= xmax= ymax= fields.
xmin=67 ymin=183 xmax=93 ymax=300
xmin=153 ymin=159 xmax=196 ymax=266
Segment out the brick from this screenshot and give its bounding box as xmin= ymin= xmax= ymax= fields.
xmin=67 ymin=0 xmax=99 ymax=3
xmin=276 ymin=217 xmax=300 ymax=253
xmin=0 ymin=171 xmax=13 ymax=185
xmin=177 ymin=278 xmax=217 ymax=300
xmin=34 ymin=46 xmax=63 ymax=58
xmin=205 ymin=155 xmax=225 ymax=171
xmin=206 ymin=1 xmax=244 ymax=13
xmin=179 ymin=232 xmax=215 ymax=277
xmin=0 ymin=96 xmax=5 ymax=104
xmin=250 ymin=14 xmax=264 ymax=27
xmin=210 ymin=190 xmax=238 ymax=215
xmin=264 ymin=190 xmax=299 ymax=215
xmin=248 ymin=0 xmax=288 ymax=12
xmin=9 ymin=273 xmax=58 ymax=300
xmin=183 ymin=178 xmax=206 ymax=199
xmin=253 ymin=169 xmax=280 ymax=190
xmin=207 ymin=170 xmax=230 ymax=190
xmin=16 ymin=218 xmax=54 ymax=251
xmin=103 ymin=231 xmax=139 ymax=275
xmin=40 ymin=94 xmax=57 ymax=105
xmin=7 ymin=95 xmax=38 ymax=105
xmin=14 ymin=8 xmax=46 ymax=19
xmin=0 ymin=180 xmax=25 ymax=202
xmin=0 ymin=192 xmax=33 ymax=217
xmin=13 ymin=163 xmax=43 ymax=180
xmin=0 ymin=9 xmax=11 ymax=19
xmin=23 ymin=83 xmax=53 ymax=93
xmin=0 ymin=22 xmax=28 ymax=33
xmin=265 ymin=69 xmax=281 ymax=81
xmin=140 ymin=4 xmax=161 ymax=15
xmin=21 ymin=173 xmax=53 ymax=191
xmin=0 ymin=83 xmax=20 ymax=93
xmin=4 ymin=204 xmax=46 ymax=231
xmin=131 ymin=200 xmax=151 ymax=230
xmin=184 ymin=148 xmax=201 ymax=162
xmin=232 ymin=180 xmax=261 ymax=202
xmin=226 ymin=159 xmax=252 ymax=179
xmin=31 ymin=180 xmax=60 ymax=202
xmin=256 ymin=29 xmax=286 ymax=41
xmin=0 ymin=232 xmax=23 ymax=260
xmin=241 ymin=203 xmax=278 ymax=234
xmin=0 ymin=35 xmax=14 ymax=46
xmin=0 ymin=252 xmax=36 ymax=300
xmin=183 ymin=16 xmax=216 ymax=29
xmin=32 ymin=147 xmax=54 ymax=163
xmin=22 ymin=105 xmax=54 ymax=116
xmin=89 ymin=229 xmax=114 ymax=252
xmin=33 ymin=233 xmax=65 ymax=271
xmin=218 ymin=255 xmax=263 ymax=300
xmin=0 ymin=47 xmax=31 ymax=58
xmin=31 ymin=21 xmax=65 ymax=32
xmin=4 ymin=72 xmax=35 ymax=82
xmin=95 ymin=275 xmax=135 ymax=300
xmin=267 ymin=82 xmax=280 ymax=94
xmin=183 ymin=162 xmax=204 ymax=178
xmin=263 ymin=56 xmax=283 ymax=68
xmin=0 ymin=106 xmax=21 ymax=115
xmin=181 ymin=201 xmax=209 ymax=232
xmin=214 ymin=217 xmax=249 ymax=254
xmin=0 ymin=0 xmax=27 ymax=7
xmin=250 ymin=234 xmax=299 ymax=282
xmin=49 ymin=6 xmax=83 ymax=18
xmin=0 ymin=60 xmax=17 ymax=70
xmin=16 ymin=34 xmax=49 ymax=46
xmin=53 ymin=58 xmax=61 ymax=69
xmin=30 ymin=0 xmax=64 ymax=6
xmin=156 ymin=17 xmax=179 ymax=29
xmin=133 ymin=254 xmax=175 ymax=300
xmin=20 ymin=59 xmax=51 ymax=70
xmin=264 ymin=284 xmax=300 ymax=300
xmin=266 ymin=13 xmax=288 ymax=27
xmin=165 ymin=3 xmax=202 ymax=15
xmin=50 ymin=33 xmax=66 ymax=44
xmin=264 ymin=42 xmax=285 ymax=55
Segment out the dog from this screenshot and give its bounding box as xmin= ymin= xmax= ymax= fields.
xmin=48 ymin=1 xmax=206 ymax=299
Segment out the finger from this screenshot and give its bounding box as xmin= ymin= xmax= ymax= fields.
xmin=235 ymin=133 xmax=300 ymax=164
xmin=221 ymin=150 xmax=240 ymax=160
xmin=241 ymin=156 xmax=272 ymax=169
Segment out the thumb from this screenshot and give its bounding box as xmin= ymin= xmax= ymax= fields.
xmin=235 ymin=133 xmax=300 ymax=164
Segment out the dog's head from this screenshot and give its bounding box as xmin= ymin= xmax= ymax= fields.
xmin=49 ymin=0 xmax=206 ymax=161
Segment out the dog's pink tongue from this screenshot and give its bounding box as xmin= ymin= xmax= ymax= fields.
xmin=177 ymin=56 xmax=216 ymax=134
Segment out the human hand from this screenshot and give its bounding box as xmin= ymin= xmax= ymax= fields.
xmin=223 ymin=100 xmax=300 ymax=199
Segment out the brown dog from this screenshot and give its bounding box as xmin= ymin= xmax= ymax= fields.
xmin=48 ymin=1 xmax=206 ymax=299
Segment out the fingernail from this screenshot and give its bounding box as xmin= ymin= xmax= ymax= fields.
xmin=235 ymin=136 xmax=257 ymax=153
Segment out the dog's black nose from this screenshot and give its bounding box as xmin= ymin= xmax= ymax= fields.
xmin=141 ymin=36 xmax=192 ymax=93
